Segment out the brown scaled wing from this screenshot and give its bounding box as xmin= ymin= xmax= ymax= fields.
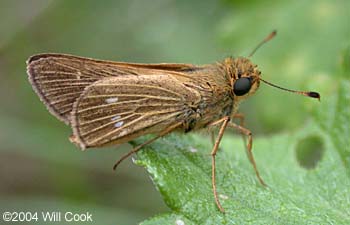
xmin=27 ymin=54 xmax=201 ymax=149
xmin=71 ymin=75 xmax=201 ymax=149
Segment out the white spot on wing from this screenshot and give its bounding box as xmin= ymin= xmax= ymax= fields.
xmin=105 ymin=97 xmax=118 ymax=103
xmin=111 ymin=115 xmax=121 ymax=121
xmin=114 ymin=121 xmax=124 ymax=128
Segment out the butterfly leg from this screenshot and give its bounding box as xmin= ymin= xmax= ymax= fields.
xmin=233 ymin=113 xmax=245 ymax=128
xmin=233 ymin=113 xmax=247 ymax=152
xmin=208 ymin=116 xmax=230 ymax=213
xmin=227 ymin=122 xmax=266 ymax=186
xmin=113 ymin=122 xmax=182 ymax=170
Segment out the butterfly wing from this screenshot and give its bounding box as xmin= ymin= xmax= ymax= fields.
xmin=71 ymin=74 xmax=201 ymax=149
xmin=27 ymin=54 xmax=107 ymax=124
xmin=27 ymin=53 xmax=195 ymax=124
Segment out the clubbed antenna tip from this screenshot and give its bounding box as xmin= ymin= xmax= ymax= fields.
xmin=260 ymin=78 xmax=321 ymax=101
xmin=308 ymin=92 xmax=321 ymax=101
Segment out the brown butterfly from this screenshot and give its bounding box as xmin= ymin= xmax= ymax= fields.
xmin=27 ymin=31 xmax=319 ymax=212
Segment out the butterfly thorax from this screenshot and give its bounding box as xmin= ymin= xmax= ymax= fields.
xmin=180 ymin=57 xmax=261 ymax=132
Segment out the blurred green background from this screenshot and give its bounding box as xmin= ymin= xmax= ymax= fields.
xmin=0 ymin=0 xmax=348 ymax=224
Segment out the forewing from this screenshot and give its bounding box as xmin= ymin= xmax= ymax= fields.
xmin=27 ymin=53 xmax=196 ymax=124
xmin=27 ymin=54 xmax=108 ymax=124
xmin=71 ymin=75 xmax=200 ymax=149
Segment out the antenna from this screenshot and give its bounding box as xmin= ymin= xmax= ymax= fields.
xmin=260 ymin=78 xmax=320 ymax=100
xmin=249 ymin=30 xmax=277 ymax=57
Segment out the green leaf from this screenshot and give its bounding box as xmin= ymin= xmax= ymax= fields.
xmin=135 ymin=78 xmax=349 ymax=224
xmin=314 ymin=80 xmax=350 ymax=176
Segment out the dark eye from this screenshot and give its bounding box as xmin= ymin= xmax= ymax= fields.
xmin=233 ymin=77 xmax=252 ymax=96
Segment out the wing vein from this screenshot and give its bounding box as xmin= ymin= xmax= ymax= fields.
xmin=77 ymin=99 xmax=143 ymax=113
xmin=51 ymin=61 xmax=81 ymax=72
xmin=79 ymin=111 xmax=134 ymax=126
xmin=94 ymin=84 xmax=183 ymax=98
xmin=36 ymin=71 xmax=93 ymax=78
xmin=80 ymin=113 xmax=137 ymax=136
xmin=38 ymin=79 xmax=96 ymax=84
xmin=87 ymin=94 xmax=180 ymax=101
xmin=87 ymin=111 xmax=182 ymax=145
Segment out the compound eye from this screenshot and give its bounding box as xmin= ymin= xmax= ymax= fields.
xmin=233 ymin=77 xmax=252 ymax=96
